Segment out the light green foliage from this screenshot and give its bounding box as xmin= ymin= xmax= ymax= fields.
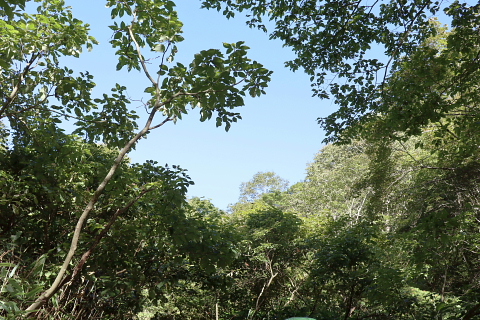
xmin=239 ymin=171 xmax=289 ymax=203
xmin=285 ymin=141 xmax=369 ymax=219
xmin=230 ymin=171 xmax=289 ymax=213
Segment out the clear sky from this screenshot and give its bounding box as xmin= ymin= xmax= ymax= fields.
xmin=63 ymin=0 xmax=337 ymax=210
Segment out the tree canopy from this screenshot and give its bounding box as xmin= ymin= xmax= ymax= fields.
xmin=202 ymin=0 xmax=479 ymax=143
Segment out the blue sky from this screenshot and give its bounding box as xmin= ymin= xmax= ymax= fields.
xmin=63 ymin=0 xmax=337 ymax=210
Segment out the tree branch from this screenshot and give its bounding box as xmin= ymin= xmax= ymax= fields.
xmin=25 ymin=107 xmax=160 ymax=314
xmin=1 ymin=53 xmax=41 ymax=118
xmin=127 ymin=22 xmax=157 ymax=87
xmin=59 ymin=187 xmax=156 ymax=296
xmin=254 ymin=256 xmax=278 ymax=314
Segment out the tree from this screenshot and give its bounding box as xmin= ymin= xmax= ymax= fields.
xmin=195 ymin=4 xmax=480 ymax=314
xmin=346 ymin=25 xmax=480 ymax=314
xmin=224 ymin=202 xmax=304 ymax=319
xmin=229 ymin=171 xmax=289 ymax=213
xmin=285 ymin=141 xmax=369 ymax=219
xmin=201 ymin=0 xmax=479 ymax=143
xmin=239 ymin=171 xmax=289 ymax=203
xmin=0 ymin=0 xmax=271 ymax=317
xmin=134 ymin=197 xmax=239 ymax=319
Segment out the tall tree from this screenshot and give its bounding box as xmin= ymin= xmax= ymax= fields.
xmin=239 ymin=171 xmax=289 ymax=203
xmin=0 ymin=0 xmax=271 ymax=317
xmin=285 ymin=141 xmax=369 ymax=219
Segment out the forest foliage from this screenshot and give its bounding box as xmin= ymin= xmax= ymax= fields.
xmin=1 ymin=0 xmax=480 ymax=319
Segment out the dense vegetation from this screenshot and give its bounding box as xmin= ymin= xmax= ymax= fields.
xmin=1 ymin=0 xmax=480 ymax=319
